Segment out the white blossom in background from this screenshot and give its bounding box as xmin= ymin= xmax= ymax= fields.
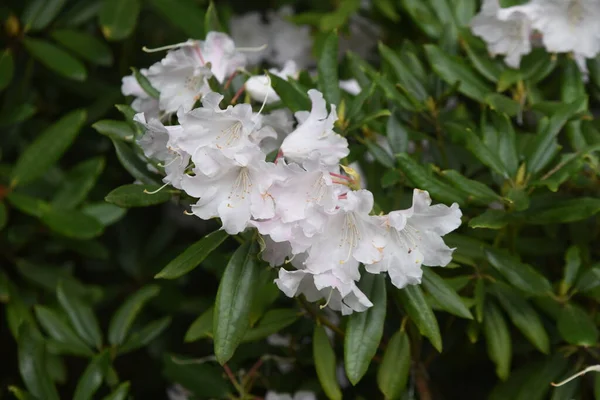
xmin=246 ymin=61 xmax=299 ymax=104
xmin=267 ymin=7 xmax=313 ymax=69
xmin=229 ymin=11 xmax=270 ymax=65
xmin=470 ymin=0 xmax=533 ymax=68
xmin=339 ymin=79 xmax=362 ymax=95
xmin=265 ymin=391 xmax=316 ymax=400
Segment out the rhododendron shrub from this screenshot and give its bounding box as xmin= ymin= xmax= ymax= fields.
xmin=2 ymin=0 xmax=600 ymax=399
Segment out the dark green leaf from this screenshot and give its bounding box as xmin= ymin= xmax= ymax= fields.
xmin=345 ymin=274 xmax=387 ymax=385
xmin=441 ymin=169 xmax=503 ymax=205
xmin=81 ymin=202 xmax=126 ymax=227
xmin=461 ymin=33 xmax=503 ymax=82
xmin=41 ymin=208 xmax=104 ymax=240
xmin=386 ymin=114 xmax=409 ymax=154
xmin=317 ymin=31 xmax=340 ymax=106
xmin=34 ymin=306 xmax=93 ymax=356
xmin=131 ymin=67 xmax=159 ymax=99
xmin=11 ymin=109 xmax=86 ymax=186
xmin=519 ymin=198 xmax=600 ymax=225
xmin=557 ymin=304 xmax=599 ymax=346
xmin=474 ymin=278 xmax=485 ymax=323
xmin=485 ymin=93 xmax=521 ymax=117
xmin=397 ymin=285 xmax=442 ymax=352
xmin=399 ymin=0 xmax=441 ymax=38
xmin=0 ymin=103 xmax=37 ymax=127
xmin=57 ymin=281 xmax=103 ymax=349
xmin=51 ymin=29 xmax=113 ymax=66
xmin=17 ymin=324 xmax=60 ymax=400
xmin=377 ymin=329 xmax=410 ymax=400
xmin=119 ymin=316 xmax=171 ymax=353
xmin=489 ymin=282 xmax=549 ymax=353
xmin=155 ymin=230 xmax=229 ymax=279
xmin=213 ymin=241 xmax=259 ymax=364
xmin=22 ymin=0 xmax=67 ymax=31
xmin=99 ymin=0 xmax=140 ymax=41
xmin=184 ymin=307 xmax=214 ymax=342
xmin=111 ymin=139 xmax=161 ymax=185
xmin=313 ymin=325 xmax=342 ymax=400
xmin=268 ymin=73 xmax=311 ymax=113
xmin=0 ymin=49 xmax=14 ymax=92
xmin=149 ymin=0 xmax=205 ymax=38
xmin=485 ymin=248 xmax=552 ymax=295
xmin=108 ymin=285 xmax=160 ymax=345
xmin=204 ymin=1 xmax=222 ymax=34
xmin=0 ymin=202 xmax=7 ymax=231
xmin=364 ymin=139 xmax=395 ymax=168
xmin=52 ymin=157 xmax=105 ymax=209
xmin=162 ymin=354 xmax=230 ymax=398
xmin=105 ymin=184 xmax=172 ymax=208
xmin=92 ymin=120 xmax=135 ymax=141
xmin=23 ymin=38 xmax=86 ymax=81
xmin=423 ymin=269 xmax=473 ymax=319
xmin=6 ymin=192 xmax=48 ymax=218
xmin=463 ymin=129 xmax=510 ymax=179
xmin=469 ymin=209 xmax=511 ymax=230
xmin=73 ymin=351 xmax=110 ymax=400
xmin=562 ymin=246 xmax=581 ymax=292
xmin=483 ymin=301 xmax=511 ymax=380
xmin=379 ymin=42 xmax=427 ymax=101
xmin=101 ymin=382 xmax=130 ymax=400
xmin=243 ymin=308 xmax=299 ymax=342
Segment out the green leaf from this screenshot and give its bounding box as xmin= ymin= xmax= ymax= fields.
xmin=313 ymin=325 xmax=342 ymax=400
xmin=162 ymin=354 xmax=231 ymax=398
xmin=204 ymin=1 xmax=222 ymax=34
xmin=474 ymin=278 xmax=485 ymax=323
xmin=364 ymin=139 xmax=395 ymax=168
xmin=519 ymin=198 xmax=600 ymax=225
xmin=105 ymin=184 xmax=172 ymax=208
xmin=441 ymin=169 xmax=503 ymax=205
xmin=520 ymin=49 xmax=557 ymax=84
xmin=0 ymin=49 xmax=14 ymax=92
xmin=489 ymin=282 xmax=549 ymax=354
xmin=557 ymin=304 xmax=599 ymax=346
xmin=386 ymin=114 xmax=409 ymax=154
xmin=469 ymin=209 xmax=511 ymax=230
xmin=51 ymin=29 xmax=113 ymax=66
xmin=110 ymin=139 xmax=160 ymax=185
xmin=108 ymin=285 xmax=160 ymax=346
xmin=345 ymin=274 xmax=387 ymax=385
xmin=149 ymin=0 xmax=205 ymax=38
xmin=423 ymin=269 xmax=473 ymax=319
xmin=184 ymin=307 xmax=214 ymax=342
xmin=527 ymin=97 xmax=587 ymax=175
xmin=377 ymin=329 xmax=410 ymax=400
xmin=73 ymin=351 xmax=110 ymax=400
xmin=397 ymin=285 xmax=442 ymax=352
xmin=399 ymin=0 xmax=441 ymax=38
xmin=485 ymin=93 xmax=521 ymax=116
xmin=155 ymin=230 xmax=229 ymax=279
xmin=52 ymin=157 xmax=105 ymax=209
xmin=562 ymin=246 xmax=581 ymax=292
xmin=118 ymin=316 xmax=171 ymax=353
xmin=561 ymin=57 xmax=585 ymax=103
xmin=243 ymin=308 xmax=299 ymax=342
xmin=213 ymin=241 xmax=259 ymax=364
xmin=317 ymin=31 xmax=341 ymax=106
xmin=374 ymin=0 xmax=400 ymax=21
xmin=483 ymin=301 xmax=511 ymax=380
xmin=41 ymin=208 xmax=104 ymax=240
xmin=82 ymin=202 xmax=126 ymax=227
xmin=396 ymin=153 xmax=466 ymax=205
xmin=23 ymin=37 xmax=86 ymax=81
xmin=461 ymin=33 xmax=503 ymax=83
xmin=0 ymin=202 xmax=7 ymax=232
xmin=11 ymin=109 xmax=86 ymax=187
xmin=92 ymin=120 xmax=135 ymax=141
xmin=17 ymin=324 xmax=60 ymax=400
xmin=57 ymin=281 xmax=103 ymax=349
xmin=6 ymin=192 xmax=49 ymax=218
xmin=485 ymin=248 xmax=552 ymax=295
xmin=131 ymin=67 xmax=159 ymax=99
xmin=0 ymin=103 xmax=37 ymax=127
xmin=268 ymin=72 xmax=311 ymax=113
xmin=34 ymin=306 xmax=93 ymax=356
xmin=102 ymin=382 xmax=130 ymax=400
xmin=99 ymin=0 xmax=140 ymax=41
xmin=424 ymin=44 xmax=492 ymax=101
xmin=379 ymin=42 xmax=427 ymax=102
xmin=22 ymin=0 xmax=68 ymax=31
xmin=7 ymin=386 xmax=37 ymax=400
xmin=463 ymin=129 xmax=510 ymax=179
xmin=490 ymin=111 xmax=519 ymax=177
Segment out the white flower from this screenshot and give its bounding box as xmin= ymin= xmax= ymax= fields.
xmin=339 ymin=79 xmax=361 ymax=95
xmin=134 ymin=113 xmax=190 ymax=189
xmin=229 ymin=12 xmax=270 ymax=65
xmin=275 ymin=268 xmax=372 ymax=315
xmin=201 ymin=32 xmax=247 ymax=83
xmin=471 ymin=0 xmax=533 ymax=68
xmin=265 ymin=391 xmax=316 ymax=400
xmin=121 ymin=68 xmax=160 ymax=118
xmin=280 ymin=89 xmax=349 ymax=166
xmin=256 ymin=109 xmax=295 ymax=154
xmin=181 ymin=148 xmax=277 ymax=234
xmin=365 ymin=189 xmax=462 ymax=289
xmin=498 ymin=0 xmax=600 ymax=64
xmin=303 ymin=190 xmax=385 ymax=283
xmin=146 ymin=42 xmax=213 ymax=114
xmin=246 ymin=60 xmax=299 ymax=105
xmin=267 ymin=7 xmax=313 ymax=68
xmin=176 ymin=92 xmax=260 ymax=162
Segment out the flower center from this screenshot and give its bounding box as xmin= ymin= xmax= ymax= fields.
xmin=228 ymin=167 xmax=252 ymax=205
xmin=339 ymin=213 xmax=360 ymax=264
xmin=393 ymin=223 xmax=421 ymax=255
xmin=215 ymin=121 xmax=244 ymax=149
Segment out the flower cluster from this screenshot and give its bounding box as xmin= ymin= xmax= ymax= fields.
xmin=471 ymin=0 xmax=600 ymax=72
xmin=124 ymin=31 xmax=462 ymax=315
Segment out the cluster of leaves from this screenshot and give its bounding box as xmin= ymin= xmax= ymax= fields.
xmin=1 ymin=0 xmax=600 ymax=399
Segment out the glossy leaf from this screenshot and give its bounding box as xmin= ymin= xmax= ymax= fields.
xmin=11 ymin=109 xmax=86 ymax=187
xmin=213 ymin=241 xmax=259 ymax=364
xmin=0 ymin=49 xmax=14 ymax=92
xmin=423 ymin=269 xmax=473 ymax=319
xmin=92 ymin=120 xmax=135 ymax=141
xmin=81 ymin=203 xmax=126 ymax=227
xmin=102 ymin=382 xmax=130 ymax=400
xmin=317 ymin=31 xmax=341 ymax=106
xmin=483 ymin=301 xmax=511 ymax=381
xmin=17 ymin=324 xmax=60 ymax=400
xmin=386 ymin=114 xmax=409 ymax=154
xmin=131 ymin=67 xmax=159 ymax=99
xmin=51 ymin=29 xmax=113 ymax=66
xmin=377 ymin=329 xmax=410 ymax=400
xmin=23 ymin=38 xmax=86 ymax=81
xmin=52 ymin=157 xmax=105 ymax=209
xmin=441 ymin=169 xmax=503 ymax=205
xmin=184 ymin=307 xmax=214 ymax=342
xmin=485 ymin=248 xmax=552 ymax=295
xmin=267 ymin=73 xmax=310 ymax=112
xmin=41 ymin=208 xmax=104 ymax=240
xmin=22 ymin=0 xmax=68 ymax=31
xmin=105 ymin=184 xmax=172 ymax=208
xmin=108 ymin=285 xmax=160 ymax=345
xmin=99 ymin=0 xmax=140 ymax=41
xmin=345 ymin=274 xmax=387 ymax=385
xmin=155 ymin=230 xmax=229 ymax=279
xmin=243 ymin=308 xmax=299 ymax=342
xmin=469 ymin=209 xmax=511 ymax=230
xmin=463 ymin=129 xmax=510 ymax=179
xmin=149 ymin=0 xmax=205 ymax=38
xmin=313 ymin=325 xmax=342 ymax=400
xmin=519 ymin=198 xmax=600 ymax=225
xmin=379 ymin=42 xmax=427 ymax=102
xmin=111 ymin=139 xmax=160 ymax=185
xmin=119 ymin=316 xmax=171 ymax=353
xmin=73 ymin=351 xmax=110 ymax=400
xmin=34 ymin=306 xmax=93 ymax=356
xmin=557 ymin=304 xmax=599 ymax=346
xmin=57 ymin=281 xmax=103 ymax=349
xmin=397 ymin=285 xmax=442 ymax=352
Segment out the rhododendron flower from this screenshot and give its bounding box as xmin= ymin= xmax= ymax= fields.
xmin=280 ymin=89 xmax=349 ymax=166
xmin=471 ymin=0 xmax=533 ymax=68
xmin=365 ymin=189 xmax=462 ymax=288
xmin=121 ymin=68 xmax=160 ymax=118
xmin=265 ymin=390 xmax=317 ymax=400
xmin=229 ymin=12 xmax=270 ymax=65
xmin=245 ymin=60 xmax=299 ymax=105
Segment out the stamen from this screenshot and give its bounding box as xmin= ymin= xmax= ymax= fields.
xmin=254 ymin=74 xmax=271 ymax=118
xmin=183 ymin=210 xmax=195 ymax=216
xmin=330 ymin=172 xmax=351 ymax=181
xmin=551 ymin=365 xmax=600 ymax=387
xmin=158 ymin=154 xmax=181 ymax=168
xmin=320 ymin=288 xmax=335 ymax=309
xmin=274 ymin=149 xmax=284 ymax=164
xmin=144 ymin=182 xmax=169 ymax=194
xmin=236 ymin=44 xmax=268 ymax=52
xmin=142 ymin=40 xmax=195 ymax=53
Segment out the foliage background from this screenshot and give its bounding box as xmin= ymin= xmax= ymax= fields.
xmin=1 ymin=0 xmax=600 ymax=399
